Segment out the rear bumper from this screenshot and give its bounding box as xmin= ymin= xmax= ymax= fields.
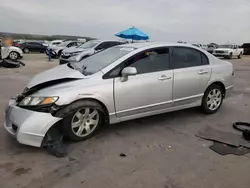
xmin=4 ymin=99 xmax=62 ymax=147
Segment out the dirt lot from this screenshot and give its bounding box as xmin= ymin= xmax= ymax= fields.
xmin=0 ymin=54 xmax=250 ymax=188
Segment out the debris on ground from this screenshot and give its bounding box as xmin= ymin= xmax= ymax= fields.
xmin=45 ymin=126 xmax=66 ymax=157
xmin=209 ymin=142 xmax=250 ymax=156
xmin=119 ymin=153 xmax=126 ymax=157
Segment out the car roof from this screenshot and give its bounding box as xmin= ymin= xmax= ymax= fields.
xmin=90 ymin=39 xmax=125 ymax=43
xmin=118 ymin=42 xmax=198 ymax=49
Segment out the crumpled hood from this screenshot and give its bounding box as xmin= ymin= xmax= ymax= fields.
xmin=27 ymin=64 xmax=85 ymax=88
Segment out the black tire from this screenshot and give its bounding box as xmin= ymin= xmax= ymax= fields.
xmin=58 ymin=50 xmax=62 ymax=58
xmin=201 ymin=84 xmax=224 ymax=114
xmin=23 ymin=48 xmax=30 ymax=54
xmin=238 ymin=53 xmax=242 ymax=59
xmin=60 ymin=100 xmax=104 ymax=142
xmin=228 ymin=53 xmax=233 ymax=59
xmin=8 ymin=51 xmax=19 ymax=60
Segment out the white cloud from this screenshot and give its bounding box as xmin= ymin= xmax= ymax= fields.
xmin=0 ymin=0 xmax=249 ymax=43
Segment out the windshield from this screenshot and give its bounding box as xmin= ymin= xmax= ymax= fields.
xmin=70 ymin=46 xmax=136 ymax=75
xmin=57 ymin=41 xmax=70 ymax=47
xmin=219 ymin=45 xmax=233 ymax=48
xmin=77 ymin=40 xmax=100 ymax=49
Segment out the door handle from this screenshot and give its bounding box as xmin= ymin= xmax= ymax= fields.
xmin=198 ymin=70 xmax=209 ymax=75
xmin=158 ymin=75 xmax=172 ymax=81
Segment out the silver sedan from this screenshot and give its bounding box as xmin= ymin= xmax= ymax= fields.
xmin=4 ymin=42 xmax=234 ymax=147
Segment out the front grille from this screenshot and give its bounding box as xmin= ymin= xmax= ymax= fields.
xmin=215 ymin=51 xmax=225 ymax=54
xmin=61 ymin=55 xmax=70 ymax=59
xmin=60 ymin=59 xmax=69 ymax=65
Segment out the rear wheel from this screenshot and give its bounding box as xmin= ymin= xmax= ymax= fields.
xmin=201 ymin=84 xmax=223 ymax=114
xmin=238 ymin=52 xmax=242 ymax=59
xmin=9 ymin=51 xmax=19 ymax=60
xmin=61 ymin=100 xmax=104 ymax=141
xmin=23 ymin=48 xmax=30 ymax=54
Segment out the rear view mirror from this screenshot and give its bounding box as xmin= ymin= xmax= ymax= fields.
xmin=121 ymin=67 xmax=137 ymax=77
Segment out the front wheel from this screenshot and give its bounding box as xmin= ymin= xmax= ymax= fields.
xmin=201 ymin=84 xmax=223 ymax=114
xmin=9 ymin=51 xmax=19 ymax=60
xmin=61 ymin=101 xmax=104 ymax=141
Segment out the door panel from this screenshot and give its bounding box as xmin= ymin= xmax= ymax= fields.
xmin=114 ymin=70 xmax=173 ymax=118
xmin=173 ymin=65 xmax=211 ymax=105
xmin=171 ymin=46 xmax=211 ymax=106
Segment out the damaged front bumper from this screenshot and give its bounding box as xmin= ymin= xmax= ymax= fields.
xmin=4 ymin=99 xmax=62 ymax=147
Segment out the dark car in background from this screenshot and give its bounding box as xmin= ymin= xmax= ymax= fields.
xmin=19 ymin=42 xmax=47 ymax=53
xmin=242 ymin=43 xmax=250 ymax=55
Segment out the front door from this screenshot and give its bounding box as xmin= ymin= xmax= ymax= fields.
xmin=114 ymin=47 xmax=173 ymax=119
xmin=171 ymin=47 xmax=211 ymax=106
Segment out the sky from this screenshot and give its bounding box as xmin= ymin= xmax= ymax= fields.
xmin=0 ymin=0 xmax=249 ymax=44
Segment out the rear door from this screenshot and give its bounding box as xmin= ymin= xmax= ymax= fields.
xmin=171 ymin=47 xmax=211 ymax=106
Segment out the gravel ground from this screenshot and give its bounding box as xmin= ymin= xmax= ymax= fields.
xmin=0 ymin=54 xmax=250 ymax=188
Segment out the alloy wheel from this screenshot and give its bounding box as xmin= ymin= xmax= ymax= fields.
xmin=9 ymin=52 xmax=18 ymax=60
xmin=71 ymin=108 xmax=99 ymax=137
xmin=206 ymin=89 xmax=222 ymax=111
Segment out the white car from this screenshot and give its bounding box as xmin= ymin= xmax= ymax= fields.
xmin=193 ymin=44 xmax=208 ymax=51
xmin=46 ymin=41 xmax=84 ymax=58
xmin=1 ymin=46 xmax=23 ymax=60
xmin=4 ymin=42 xmax=234 ymax=147
xmin=213 ymin=44 xmax=243 ymax=59
xmin=48 ymin=40 xmax=63 ymax=48
xmin=59 ymin=40 xmax=124 ymax=64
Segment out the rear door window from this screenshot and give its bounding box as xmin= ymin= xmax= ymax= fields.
xmin=172 ymin=47 xmax=203 ymax=69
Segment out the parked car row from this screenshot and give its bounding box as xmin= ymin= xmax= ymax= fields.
xmin=59 ymin=40 xmax=125 ymax=64
xmin=4 ymin=42 xmax=234 ymax=147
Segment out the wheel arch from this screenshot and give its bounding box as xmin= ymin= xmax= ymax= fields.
xmin=205 ymin=81 xmax=226 ymax=97
xmin=54 ymin=98 xmax=110 ymax=124
xmin=9 ymin=50 xmax=20 ymax=56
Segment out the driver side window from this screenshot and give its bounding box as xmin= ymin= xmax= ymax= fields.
xmin=125 ymin=48 xmax=170 ymax=74
xmin=95 ymin=42 xmax=108 ymax=50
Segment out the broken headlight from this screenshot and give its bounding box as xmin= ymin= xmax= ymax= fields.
xmin=19 ymin=96 xmax=59 ymax=106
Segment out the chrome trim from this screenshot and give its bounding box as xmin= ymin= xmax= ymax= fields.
xmin=116 ymin=100 xmax=173 ymax=115
xmin=173 ymin=94 xmax=203 ymax=102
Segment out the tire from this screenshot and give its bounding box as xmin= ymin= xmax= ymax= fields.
xmin=201 ymin=84 xmax=224 ymax=114
xmin=23 ymin=48 xmax=30 ymax=54
xmin=228 ymin=53 xmax=233 ymax=59
xmin=238 ymin=53 xmax=242 ymax=59
xmin=61 ymin=100 xmax=104 ymax=142
xmin=58 ymin=50 xmax=62 ymax=58
xmin=8 ymin=51 xmax=19 ymax=60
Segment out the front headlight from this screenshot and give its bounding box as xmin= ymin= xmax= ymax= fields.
xmin=70 ymin=51 xmax=81 ymax=56
xmin=19 ymin=96 xmax=59 ymax=106
xmin=224 ymin=50 xmax=229 ymax=53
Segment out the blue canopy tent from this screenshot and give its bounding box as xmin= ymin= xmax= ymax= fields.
xmin=115 ymin=27 xmax=149 ymax=42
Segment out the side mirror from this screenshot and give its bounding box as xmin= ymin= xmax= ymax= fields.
xmin=121 ymin=67 xmax=137 ymax=77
